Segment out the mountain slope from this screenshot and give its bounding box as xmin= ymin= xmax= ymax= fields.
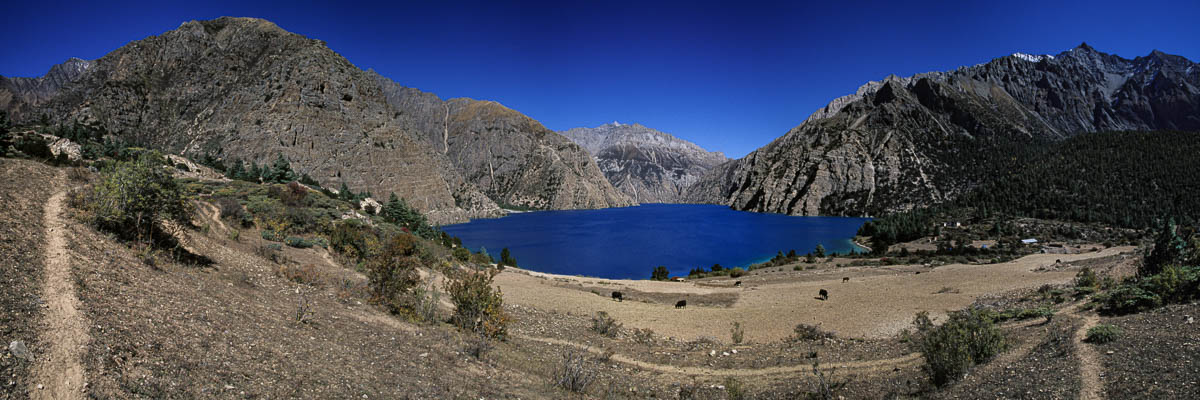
xmin=559 ymin=122 xmax=728 ymax=203
xmin=17 ymin=17 xmax=501 ymax=223
xmin=370 ymin=73 xmax=635 ymax=210
xmin=687 ymin=44 xmax=1200 ymax=216
xmin=0 ymin=57 xmax=93 ymax=119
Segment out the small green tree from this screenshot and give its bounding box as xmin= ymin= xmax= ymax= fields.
xmin=447 ymin=269 xmax=508 ymax=339
xmin=84 ymin=152 xmax=191 ymax=242
xmin=1145 ymin=218 xmax=1187 ymax=276
xmin=651 ymin=266 xmax=670 ymax=281
xmin=225 ymin=158 xmax=244 ymax=180
xmin=366 ymin=235 xmax=421 ymax=315
xmin=499 ymin=247 xmax=517 ymax=268
xmin=915 ymin=308 xmax=1007 ymax=386
xmin=814 ymin=244 xmax=826 ymax=258
xmin=265 ymin=153 xmax=297 ymax=183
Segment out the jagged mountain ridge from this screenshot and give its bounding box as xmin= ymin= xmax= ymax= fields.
xmin=369 ymin=72 xmax=635 ymax=210
xmin=686 ymin=43 xmax=1200 ymax=216
xmin=559 ymin=122 xmax=728 ymax=203
xmin=0 ymin=57 xmax=93 ymax=119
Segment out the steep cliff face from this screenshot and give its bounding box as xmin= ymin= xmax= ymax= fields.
xmin=688 ymin=44 xmax=1200 ymax=216
xmin=371 ymin=73 xmax=635 ymax=210
xmin=559 ymin=122 xmax=728 ymax=203
xmin=25 ymin=17 xmax=500 ymax=223
xmin=0 ymin=57 xmax=93 ymax=119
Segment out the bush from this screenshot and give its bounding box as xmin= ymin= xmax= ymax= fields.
xmin=790 ymin=323 xmax=833 ymax=342
xmin=915 ymin=307 xmax=1007 ymax=386
xmin=83 ymin=152 xmax=191 ymax=241
xmin=366 ymin=235 xmax=421 ymax=315
xmin=729 ymin=267 xmax=746 ymax=278
xmin=284 ymin=236 xmax=315 ymax=248
xmin=277 ymin=264 xmax=325 ymax=287
xmin=452 ymin=247 xmax=470 ymax=262
xmin=1085 ymin=324 xmax=1122 ymax=344
xmin=731 ymin=321 xmax=745 ymax=344
xmin=1075 ymin=267 xmax=1099 ymax=288
xmin=590 ymin=311 xmax=621 ymax=337
xmin=651 ymin=266 xmax=670 ymax=281
xmin=447 ymin=268 xmax=508 ymax=339
xmin=1098 ymin=285 xmax=1163 ymax=315
xmin=214 ymin=197 xmax=249 ymax=226
xmin=552 ymin=349 xmax=596 ymax=393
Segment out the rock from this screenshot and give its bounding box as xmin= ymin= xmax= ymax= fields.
xmin=7 ymin=341 xmax=30 ymax=361
xmin=1187 ymin=316 xmax=1194 ymax=324
xmin=1106 ymin=350 xmax=1115 ymax=355
xmin=721 ymin=351 xmax=730 ymax=357
xmin=686 ymin=45 xmax=1200 ymax=216
xmin=559 ymin=122 xmax=729 ymax=203
xmin=708 ymin=350 xmax=716 ymax=357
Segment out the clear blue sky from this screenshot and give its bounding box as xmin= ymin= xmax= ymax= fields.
xmin=3 ymin=0 xmax=1198 ymax=158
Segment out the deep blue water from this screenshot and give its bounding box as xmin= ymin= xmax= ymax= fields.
xmin=441 ymin=204 xmax=870 ymax=280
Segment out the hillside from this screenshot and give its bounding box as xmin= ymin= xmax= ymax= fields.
xmin=0 ymin=58 xmax=92 ymax=120
xmin=369 ymin=73 xmax=635 ymax=211
xmin=687 ymin=44 xmax=1200 ymax=217
xmin=559 ymin=122 xmax=728 ymax=203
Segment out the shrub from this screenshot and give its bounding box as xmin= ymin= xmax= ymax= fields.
xmin=728 ymin=267 xmax=746 ymax=278
xmin=214 ymin=197 xmax=249 ymax=226
xmin=1098 ymin=285 xmax=1162 ymax=315
xmin=790 ymin=323 xmax=833 ymax=342
xmin=1075 ymin=267 xmax=1099 ymax=288
xmin=1085 ymin=324 xmax=1122 ymax=344
xmin=552 ymin=349 xmax=596 ymax=393
xmin=915 ymin=307 xmax=1007 ymax=386
xmin=277 ymin=264 xmax=325 ymax=287
xmin=590 ymin=311 xmax=621 ymax=337
xmin=731 ymin=321 xmax=745 ymax=344
xmin=83 ymin=152 xmax=190 ymax=241
xmin=261 ymin=230 xmax=284 ymax=242
xmin=284 ymin=236 xmax=315 ymax=248
xmin=452 ymin=247 xmax=470 ymax=262
xmin=410 ymin=278 xmax=441 ymax=325
xmin=447 ymin=268 xmax=508 ymax=339
xmin=366 ymin=235 xmax=421 ymax=315
xmin=632 ymin=328 xmax=655 ymax=344
xmin=724 ymin=377 xmax=746 ymax=400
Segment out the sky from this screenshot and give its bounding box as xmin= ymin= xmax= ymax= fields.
xmin=2 ymin=0 xmax=1198 ymax=158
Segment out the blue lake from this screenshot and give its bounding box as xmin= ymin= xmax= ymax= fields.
xmin=441 ymin=204 xmax=870 ymax=280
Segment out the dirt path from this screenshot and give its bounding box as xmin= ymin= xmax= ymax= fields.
xmin=31 ymin=177 xmax=87 ymax=399
xmin=1072 ymin=306 xmax=1104 ymax=400
xmin=514 ymin=334 xmax=921 ymax=377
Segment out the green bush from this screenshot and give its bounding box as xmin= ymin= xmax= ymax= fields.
xmin=284 ymin=236 xmax=314 ymax=248
xmin=729 ymin=267 xmax=746 ymax=278
xmin=915 ymin=307 xmax=1007 ymax=386
xmin=84 ymin=152 xmax=191 ymax=241
xmin=1075 ymin=267 xmax=1099 ymax=288
xmin=366 ymin=235 xmax=421 ymax=315
xmin=447 ymin=269 xmax=508 ymax=339
xmin=651 ymin=265 xmax=670 ymax=280
xmin=1085 ymin=324 xmax=1122 ymax=344
xmin=452 ymin=247 xmax=470 ymax=262
xmin=1098 ymin=285 xmax=1163 ymax=315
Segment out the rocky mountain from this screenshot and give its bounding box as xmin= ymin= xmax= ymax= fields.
xmin=13 ymin=17 xmax=501 ymax=223
xmin=0 ymin=57 xmax=93 ymax=119
xmin=687 ymin=43 xmax=1200 ymax=216
xmin=559 ymin=122 xmax=728 ymax=203
xmin=370 ymin=73 xmax=635 ymax=210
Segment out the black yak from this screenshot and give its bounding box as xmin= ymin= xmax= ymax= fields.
xmin=675 ymin=300 xmax=687 ymax=308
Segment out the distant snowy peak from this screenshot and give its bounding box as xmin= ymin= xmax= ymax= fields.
xmin=1012 ymin=53 xmax=1055 ymax=63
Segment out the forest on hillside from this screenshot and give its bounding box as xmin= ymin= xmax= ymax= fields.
xmin=862 ymin=130 xmax=1200 ymax=249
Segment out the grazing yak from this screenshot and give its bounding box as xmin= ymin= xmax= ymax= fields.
xmin=842 ymin=277 xmax=849 ymax=283
xmin=734 ymin=281 xmax=742 ymax=287
xmin=612 ymin=291 xmax=623 ymax=302
xmin=675 ymin=300 xmax=687 ymax=308
xmin=818 ymin=289 xmax=829 ymax=301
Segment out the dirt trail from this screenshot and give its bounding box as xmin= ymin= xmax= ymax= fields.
xmin=1072 ymin=305 xmax=1104 ymax=400
xmin=514 ymin=334 xmax=921 ymax=377
xmin=31 ymin=176 xmax=87 ymax=399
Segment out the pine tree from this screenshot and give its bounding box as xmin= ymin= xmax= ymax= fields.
xmin=1145 ymin=218 xmax=1187 ymax=276
xmin=338 ymin=182 xmax=354 ymax=201
xmin=814 ymin=244 xmax=826 ymax=258
xmin=267 ymin=153 xmax=296 ymax=183
xmin=226 ymin=158 xmax=244 ymax=180
xmin=651 ymin=266 xmax=670 ymax=281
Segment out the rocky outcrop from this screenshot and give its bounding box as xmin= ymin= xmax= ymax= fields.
xmin=25 ymin=17 xmax=502 ymax=223
xmin=0 ymin=57 xmax=93 ymax=119
xmin=559 ymin=122 xmax=728 ymax=203
xmin=371 ymin=73 xmax=635 ymax=210
xmin=688 ymin=44 xmax=1200 ymax=216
